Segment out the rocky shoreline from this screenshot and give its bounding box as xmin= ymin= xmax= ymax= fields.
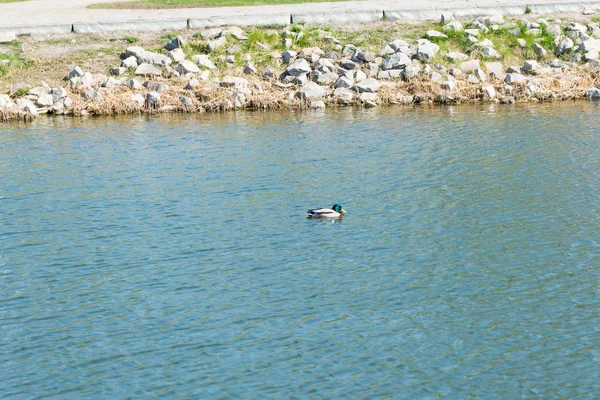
xmin=2 ymin=12 xmax=600 ymax=122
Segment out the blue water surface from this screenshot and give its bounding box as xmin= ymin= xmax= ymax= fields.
xmin=1 ymin=103 xmax=600 ymax=398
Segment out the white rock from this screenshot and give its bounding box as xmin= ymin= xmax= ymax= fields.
xmin=177 ymin=60 xmax=200 ymax=74
xmin=440 ymin=12 xmax=454 ymax=23
xmin=441 ymin=79 xmax=457 ymax=90
xmin=36 ymin=93 xmax=54 ymax=107
xmin=122 ymin=56 xmax=138 ymax=68
xmin=208 ymin=36 xmax=227 ymax=52
xmin=131 ymin=94 xmax=145 ymax=105
xmin=505 ymin=73 xmax=527 ymax=83
xmin=585 ymin=87 xmax=600 ymax=98
xmin=135 ymin=63 xmax=162 ymax=76
xmin=192 ymin=54 xmax=216 ymax=70
xmin=354 ymin=78 xmax=381 ymax=93
xmin=221 ymin=76 xmax=248 ymax=88
xmin=180 ymin=96 xmax=194 ymax=108
xmin=123 ymin=78 xmax=142 ymax=89
xmin=287 ymin=58 xmax=311 ymax=76
xmin=382 ymin=52 xmax=411 ymax=70
xmin=138 ymin=51 xmax=171 ymax=66
xmin=460 ymin=59 xmax=480 ymax=72
xmin=485 ymin=62 xmax=504 ymax=78
xmin=444 ymin=21 xmax=463 ymax=32
xmin=522 ymin=60 xmax=539 ymax=73
xmin=243 ymin=61 xmax=257 ymax=74
xmin=482 ymin=47 xmax=501 ymax=59
xmin=146 ymin=91 xmax=161 ymax=107
xmin=334 ymin=76 xmax=353 ymax=88
xmin=221 ymin=26 xmax=247 ymax=40
xmin=417 ymin=41 xmax=438 ymax=63
xmin=533 ymin=43 xmax=548 ymax=57
xmin=334 ymin=87 xmax=355 ymax=104
xmin=482 ymin=84 xmax=496 ymax=99
xmin=474 ymin=67 xmax=487 ymax=82
xmin=426 ymin=30 xmax=448 ymax=39
xmin=446 ymin=51 xmax=468 ymax=62
xmin=168 ymin=48 xmax=185 ymax=63
xmin=184 ymin=79 xmax=200 ymax=90
xmin=297 ymin=81 xmax=327 ymax=99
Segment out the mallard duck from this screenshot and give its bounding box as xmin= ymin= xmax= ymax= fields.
xmin=306 ymin=204 xmax=346 ymax=218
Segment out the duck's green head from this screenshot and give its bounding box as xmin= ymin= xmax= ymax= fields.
xmin=332 ymin=204 xmax=346 ymax=214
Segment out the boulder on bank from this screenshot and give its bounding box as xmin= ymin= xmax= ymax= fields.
xmin=297 ymin=81 xmax=327 ymax=99
xmin=135 ymin=63 xmax=162 ymax=76
xmin=354 ymin=78 xmax=381 ymax=93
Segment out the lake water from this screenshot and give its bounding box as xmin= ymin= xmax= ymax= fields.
xmin=2 ymin=103 xmax=600 ymax=398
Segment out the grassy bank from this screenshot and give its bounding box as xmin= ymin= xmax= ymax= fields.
xmin=87 ymin=0 xmax=347 ymax=9
xmin=2 ymin=13 xmax=600 ymax=121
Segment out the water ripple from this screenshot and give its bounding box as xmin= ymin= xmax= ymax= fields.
xmin=1 ymin=104 xmax=600 ymax=397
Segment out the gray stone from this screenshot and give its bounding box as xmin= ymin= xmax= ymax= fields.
xmin=482 ymin=84 xmax=496 ymax=99
xmin=209 ymin=36 xmax=227 ymax=52
xmin=359 ymin=92 xmax=377 ymax=102
xmin=449 ymin=68 xmax=462 ymax=77
xmin=379 ymin=45 xmax=395 ymax=57
xmin=522 ymin=60 xmax=539 ymax=73
xmin=138 ymin=51 xmax=171 ymax=66
xmin=200 ymin=28 xmax=222 ymax=39
xmin=29 ymin=86 xmax=48 ymax=97
xmin=533 ymin=43 xmax=548 ymax=57
xmin=297 ymin=81 xmax=327 ymax=99
xmin=313 ymin=58 xmax=335 ymax=71
xmin=143 ymin=81 xmax=169 ymax=92
xmin=145 ymin=91 xmax=161 ymax=108
xmin=446 ymin=52 xmax=468 ymax=62
xmin=69 ymin=66 xmax=85 ymax=78
xmin=110 ymin=67 xmax=126 ymax=76
xmin=403 ymin=65 xmax=421 ymax=79
xmin=547 ymin=24 xmax=562 ymax=37
xmin=354 ymin=78 xmax=380 ymax=93
xmin=184 ymin=79 xmax=200 ymax=90
xmin=382 ymin=52 xmax=411 ymax=70
xmin=165 ymin=36 xmax=185 ymax=51
xmin=135 ymin=63 xmax=162 ymax=76
xmin=287 ymin=58 xmax=311 ymax=76
xmin=81 ymin=90 xmax=103 ymax=102
xmin=441 ymin=79 xmax=457 ymax=90
xmin=444 ymin=21 xmax=463 ymax=32
xmin=282 ymin=50 xmax=297 ymax=63
xmin=505 ymin=73 xmax=527 ymax=84
xmin=180 ymin=96 xmax=194 ymax=108
xmin=334 ymin=87 xmax=355 ymax=104
xmin=334 ymin=76 xmax=353 ymax=88
xmin=417 ymin=41 xmax=438 ymax=63
xmin=309 ymin=100 xmax=326 ymax=109
xmin=340 ymin=58 xmax=357 ymax=70
xmin=355 ymin=50 xmax=375 ymax=62
xmin=485 ymin=62 xmax=504 ymax=78
xmin=131 ymin=94 xmax=145 ymax=105
xmin=466 ymin=36 xmax=479 ymax=45
xmin=221 ymin=26 xmax=247 ymax=40
xmin=51 ymin=88 xmax=68 ymax=102
xmin=103 ymin=77 xmax=122 ymax=88
xmin=585 ymin=87 xmax=600 ymax=98
xmin=585 ymin=50 xmax=599 ymax=61
xmin=426 ymin=30 xmax=447 ymax=39
xmin=229 ymin=92 xmax=246 ymax=108
xmin=464 ymin=29 xmax=480 ymax=37
xmin=243 ymin=61 xmax=257 ymax=74
xmin=440 ymin=12 xmax=454 ymax=24
xmin=460 ymin=59 xmax=480 ymax=72
xmin=192 ymin=55 xmax=216 ymax=70
xmin=123 ymin=79 xmax=142 ymax=89
xmin=474 ymin=67 xmax=487 ymax=82
xmin=123 ymin=46 xmax=146 ymax=59
xmin=36 ymin=93 xmax=54 ymax=107
xmin=221 ymin=76 xmax=248 ymax=88
xmin=467 ymin=74 xmax=480 ymax=84
xmin=262 ymin=67 xmax=276 ymax=79
xmin=177 ymin=60 xmax=200 ymax=75
xmin=508 ymin=28 xmax=521 ymax=36
xmin=316 ymin=72 xmax=339 ymax=85
xmin=168 ymin=48 xmax=185 ymax=63
xmin=429 ymin=71 xmax=442 ymax=82
xmin=121 ymin=56 xmax=138 ymax=68
xmin=517 ymin=38 xmax=527 ymax=48
xmin=581 ymin=39 xmax=600 ymax=52
xmin=389 ymin=39 xmax=410 ymax=51
xmin=482 ymin=47 xmax=501 ymax=59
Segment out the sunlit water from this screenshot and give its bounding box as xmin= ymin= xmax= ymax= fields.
xmin=2 ymin=103 xmax=600 ymax=398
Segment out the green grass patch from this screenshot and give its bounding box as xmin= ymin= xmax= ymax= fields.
xmin=88 ymin=0 xmax=347 ymax=9
xmin=43 ymin=38 xmax=72 ymax=45
xmin=0 ymin=52 xmax=33 ymax=78
xmin=124 ymin=35 xmax=140 ymax=44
